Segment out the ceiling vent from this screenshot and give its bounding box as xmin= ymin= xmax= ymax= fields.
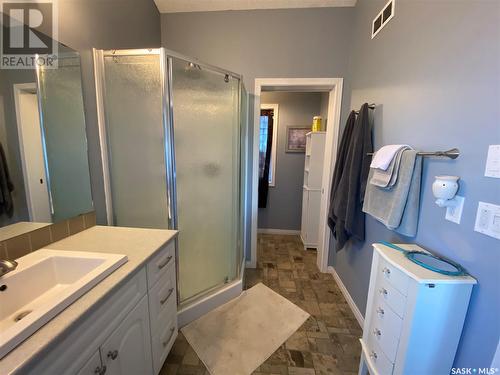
xmin=372 ymin=0 xmax=395 ymax=39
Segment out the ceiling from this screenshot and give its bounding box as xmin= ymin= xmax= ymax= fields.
xmin=154 ymin=0 xmax=357 ymax=13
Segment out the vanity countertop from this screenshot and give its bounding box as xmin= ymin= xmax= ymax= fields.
xmin=0 ymin=222 xmax=51 ymax=242
xmin=0 ymin=225 xmax=178 ymax=374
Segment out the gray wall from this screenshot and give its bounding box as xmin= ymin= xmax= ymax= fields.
xmin=329 ymin=0 xmax=500 ymax=368
xmin=165 ymin=3 xmax=498 ymax=366
xmin=162 ymin=7 xmax=355 ymax=260
xmin=56 ymin=0 xmax=161 ymax=224
xmin=258 ymin=92 xmax=322 ymax=230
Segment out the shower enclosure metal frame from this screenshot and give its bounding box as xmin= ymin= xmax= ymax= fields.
xmin=93 ymin=47 xmax=246 ymax=324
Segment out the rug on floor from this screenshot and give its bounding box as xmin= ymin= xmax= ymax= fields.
xmin=181 ymin=282 xmax=310 ymax=375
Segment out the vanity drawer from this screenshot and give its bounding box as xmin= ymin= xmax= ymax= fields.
xmin=367 ymin=300 xmax=401 ymax=362
xmin=147 ymin=240 xmax=175 ymax=289
xmin=151 ymin=309 xmax=177 ymax=374
xmin=375 ymin=273 xmax=407 ymax=319
xmin=378 ymin=256 xmax=410 ymax=296
xmin=366 ymin=335 xmax=394 ymax=375
xmin=148 ymin=264 xmax=177 ymax=333
xmin=370 ymin=298 xmax=403 ymax=345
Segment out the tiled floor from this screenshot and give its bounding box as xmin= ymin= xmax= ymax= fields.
xmin=161 ymin=234 xmax=362 ymax=375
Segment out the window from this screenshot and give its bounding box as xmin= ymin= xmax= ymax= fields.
xmin=260 ymin=104 xmax=278 ymax=186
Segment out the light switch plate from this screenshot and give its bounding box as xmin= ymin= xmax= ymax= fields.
xmin=445 ymin=196 xmax=465 ymax=224
xmin=474 ymin=201 xmax=500 ymax=240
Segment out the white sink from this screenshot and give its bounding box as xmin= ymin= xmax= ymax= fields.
xmin=0 ymin=249 xmax=127 ymax=359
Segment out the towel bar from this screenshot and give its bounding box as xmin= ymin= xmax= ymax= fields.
xmin=367 ymin=148 xmax=460 ymax=159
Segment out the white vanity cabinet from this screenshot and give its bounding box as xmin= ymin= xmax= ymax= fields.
xmin=25 ymin=240 xmax=178 ymax=375
xmin=100 ymin=296 xmax=153 ymax=375
xmin=359 ymin=243 xmax=476 ymax=375
xmin=76 ymin=351 xmax=102 ymax=375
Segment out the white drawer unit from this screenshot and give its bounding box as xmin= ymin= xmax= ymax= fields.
xmin=146 ymin=241 xmax=178 ymax=374
xmin=300 ymin=131 xmax=325 ymax=250
xmin=359 ymin=243 xmax=476 ymax=375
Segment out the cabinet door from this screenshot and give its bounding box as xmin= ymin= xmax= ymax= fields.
xmin=101 ymin=295 xmax=153 ymax=375
xmin=76 ymin=350 xmax=103 ymax=375
xmin=306 ymin=190 xmax=321 ymax=245
xmin=301 ymin=189 xmax=308 ymax=241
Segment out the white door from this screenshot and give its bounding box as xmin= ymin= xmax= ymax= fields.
xmin=14 ymin=84 xmax=52 ymax=222
xmin=76 ymin=350 xmax=104 ymax=375
xmin=101 ymin=296 xmax=153 ymax=375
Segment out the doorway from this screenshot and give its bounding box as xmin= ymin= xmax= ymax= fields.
xmin=250 ymin=78 xmax=343 ymax=273
xmin=13 ymin=83 xmax=52 ymax=223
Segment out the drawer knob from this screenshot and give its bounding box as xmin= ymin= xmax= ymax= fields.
xmin=376 ymin=307 xmax=385 ymax=316
xmin=382 ymin=267 xmax=391 ymax=276
xmin=158 ymin=256 xmax=173 ymax=270
xmin=94 ymin=366 xmax=106 ymax=375
xmin=370 ymin=351 xmax=378 ymax=360
xmin=107 ymin=350 xmax=118 ymax=360
xmin=372 ymin=328 xmax=381 ymax=337
xmin=379 ymin=287 xmax=388 ymax=296
xmin=160 ymin=288 xmax=175 ymax=305
xmin=162 ymin=327 xmax=176 ymax=347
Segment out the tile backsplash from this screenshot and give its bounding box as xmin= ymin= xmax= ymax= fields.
xmin=1 ymin=211 xmax=96 ymax=260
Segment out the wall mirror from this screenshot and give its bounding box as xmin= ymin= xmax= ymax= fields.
xmin=0 ymin=20 xmax=93 ymax=242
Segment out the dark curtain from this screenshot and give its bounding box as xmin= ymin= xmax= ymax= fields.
xmin=0 ymin=143 xmax=14 ymax=217
xmin=258 ymin=109 xmax=274 ymax=208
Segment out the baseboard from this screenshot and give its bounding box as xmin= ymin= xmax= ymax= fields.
xmin=327 ymin=266 xmax=364 ymax=327
xmin=257 ymin=228 xmax=301 ymax=235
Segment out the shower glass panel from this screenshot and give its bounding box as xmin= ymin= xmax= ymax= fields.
xmin=102 ymin=52 xmax=169 ymax=228
xmin=37 ymin=54 xmax=93 ymax=222
xmin=170 ymin=57 xmax=241 ymax=303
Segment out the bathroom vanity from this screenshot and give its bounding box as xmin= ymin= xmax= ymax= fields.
xmin=358 ymin=243 xmax=476 ymax=375
xmin=0 ymin=226 xmax=178 ymax=375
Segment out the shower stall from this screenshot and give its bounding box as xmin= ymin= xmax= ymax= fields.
xmin=93 ymin=48 xmax=248 ymax=324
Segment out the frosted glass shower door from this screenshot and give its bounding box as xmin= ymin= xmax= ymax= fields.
xmin=171 ymin=57 xmax=240 ymax=302
xmin=102 ymin=52 xmax=169 ymax=228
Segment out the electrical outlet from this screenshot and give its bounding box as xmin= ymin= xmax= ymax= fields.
xmin=445 ymin=195 xmax=465 ymax=224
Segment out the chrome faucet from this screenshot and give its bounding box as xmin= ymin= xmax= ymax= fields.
xmin=0 ymin=259 xmax=18 ymax=277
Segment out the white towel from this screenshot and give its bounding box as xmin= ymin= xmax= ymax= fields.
xmin=370 ymin=147 xmax=407 ymax=188
xmin=370 ymin=144 xmax=412 ymax=170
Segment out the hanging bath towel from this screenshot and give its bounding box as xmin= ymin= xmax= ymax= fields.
xmin=330 ymin=104 xmax=373 ymax=250
xmin=327 ymin=110 xmax=356 ymax=245
xmin=363 ymin=150 xmax=422 ymax=237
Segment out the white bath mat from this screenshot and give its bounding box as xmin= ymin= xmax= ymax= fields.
xmin=181 ymin=283 xmax=310 ymax=375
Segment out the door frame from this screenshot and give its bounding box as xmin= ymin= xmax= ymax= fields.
xmin=13 ymin=82 xmax=52 ymax=221
xmin=250 ymin=78 xmax=343 ymax=272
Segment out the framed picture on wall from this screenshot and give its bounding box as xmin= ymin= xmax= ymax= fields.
xmin=286 ymin=126 xmax=310 ymax=153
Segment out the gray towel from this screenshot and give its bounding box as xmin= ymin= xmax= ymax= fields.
xmin=370 ymin=147 xmax=408 ymax=188
xmin=362 ymin=150 xmax=422 ymax=236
